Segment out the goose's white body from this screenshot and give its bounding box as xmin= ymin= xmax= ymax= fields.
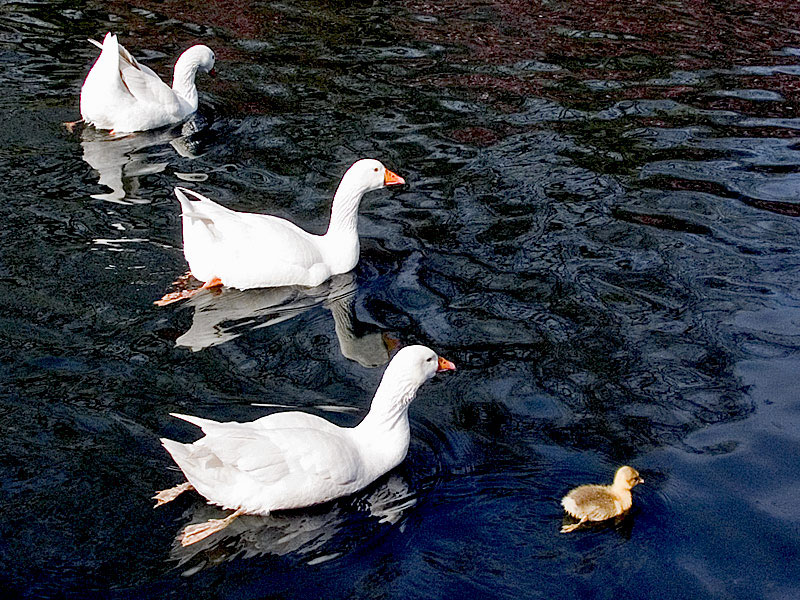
xmin=160 ymin=346 xmax=455 ymax=516
xmin=80 ymin=33 xmax=215 ymax=133
xmin=175 ymin=159 xmax=404 ymax=290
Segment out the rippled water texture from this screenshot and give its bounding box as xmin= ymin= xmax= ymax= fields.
xmin=2 ymin=1 xmax=800 ymax=598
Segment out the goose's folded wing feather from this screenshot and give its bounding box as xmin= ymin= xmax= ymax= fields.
xmin=211 ymin=212 xmax=324 ymax=267
xmin=115 ymin=39 xmax=160 ymax=79
xmin=118 ymin=60 xmax=180 ymax=110
xmin=177 ymin=188 xmax=326 ymax=270
xmin=96 ymin=37 xmax=179 ymax=110
xmin=172 ymin=411 xmax=336 ymax=435
xmin=199 ymin=427 xmax=362 ymax=487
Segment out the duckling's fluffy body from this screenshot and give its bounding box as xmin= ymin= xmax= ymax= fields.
xmin=560 ymin=465 xmax=643 ymax=533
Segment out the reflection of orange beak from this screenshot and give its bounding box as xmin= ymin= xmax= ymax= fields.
xmin=381 ymin=332 xmax=401 ymax=353
xmin=209 ymin=68 xmax=217 ymax=78
xmin=437 ymin=356 xmax=456 ymax=372
xmin=384 ymin=169 xmax=405 ymax=186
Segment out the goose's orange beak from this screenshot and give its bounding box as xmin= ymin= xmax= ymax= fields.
xmin=437 ymin=356 xmax=456 ymax=372
xmin=384 ymin=169 xmax=405 ymax=186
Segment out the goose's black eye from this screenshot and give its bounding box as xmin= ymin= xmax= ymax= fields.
xmin=374 ymin=167 xmax=379 ymax=172
xmin=426 ymin=357 xmax=433 ymax=362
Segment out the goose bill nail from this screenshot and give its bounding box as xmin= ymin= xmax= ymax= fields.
xmin=384 ymin=169 xmax=405 ymax=186
xmin=437 ymin=357 xmax=456 ymax=372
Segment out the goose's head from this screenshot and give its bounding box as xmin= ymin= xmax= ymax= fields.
xmin=342 ymin=159 xmax=405 ymax=193
xmin=383 ymin=345 xmax=456 ymax=391
xmin=181 ymin=44 xmax=216 ymax=75
xmin=367 ymin=345 xmax=455 ymax=419
xmin=613 ymin=466 xmax=644 ymax=491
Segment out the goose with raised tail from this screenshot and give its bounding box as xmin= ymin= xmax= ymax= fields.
xmin=153 ymin=345 xmax=456 ymax=546
xmin=77 ymin=33 xmax=215 ymax=133
xmin=155 ymin=158 xmax=405 ymax=305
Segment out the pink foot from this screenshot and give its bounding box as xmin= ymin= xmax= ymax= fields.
xmin=153 ymin=482 xmax=194 ymax=507
xmin=63 ymin=119 xmax=84 ymax=133
xmin=154 ymin=275 xmax=224 ymax=306
xmin=180 ymin=508 xmax=245 ymax=546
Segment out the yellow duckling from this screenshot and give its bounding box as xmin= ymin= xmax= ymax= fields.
xmin=560 ymin=466 xmax=643 ymax=533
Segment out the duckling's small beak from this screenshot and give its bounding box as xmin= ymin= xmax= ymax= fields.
xmin=384 ymin=169 xmax=405 ymax=186
xmin=637 ymin=477 xmax=645 ymax=484
xmin=437 ymin=356 xmax=456 ymax=372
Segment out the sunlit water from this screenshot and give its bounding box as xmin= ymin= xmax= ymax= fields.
xmin=2 ymin=1 xmax=800 ymax=598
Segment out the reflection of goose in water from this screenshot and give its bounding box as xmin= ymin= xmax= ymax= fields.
xmin=80 ymin=113 xmax=212 ymax=204
xmin=176 ymin=272 xmax=397 ymax=367
xmin=169 ymin=474 xmax=416 ymax=574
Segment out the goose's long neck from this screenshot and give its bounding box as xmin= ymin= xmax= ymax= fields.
xmin=172 ymin=56 xmax=200 ymax=109
xmin=356 ymin=377 xmax=418 ymax=434
xmin=327 ymin=176 xmax=370 ymax=238
xmin=321 ymin=179 xmax=368 ymax=274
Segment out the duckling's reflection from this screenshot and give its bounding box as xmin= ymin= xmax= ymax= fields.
xmin=81 ymin=112 xmax=212 ymax=204
xmin=560 ymin=511 xmax=636 ymax=540
xmin=170 ymin=474 xmax=415 ymax=574
xmin=176 ymin=272 xmax=396 ymax=368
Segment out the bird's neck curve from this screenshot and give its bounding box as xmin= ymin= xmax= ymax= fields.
xmin=611 ymin=486 xmax=633 ymax=511
xmin=355 ymin=376 xmax=419 ymax=435
xmin=329 ymin=294 xmax=358 ymax=343
xmin=320 ymin=177 xmax=369 ymax=273
xmin=325 ymin=175 xmax=369 ymax=239
xmin=172 ymin=54 xmax=200 ymax=110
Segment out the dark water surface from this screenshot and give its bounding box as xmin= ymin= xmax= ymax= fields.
xmin=2 ymin=0 xmax=800 ymax=598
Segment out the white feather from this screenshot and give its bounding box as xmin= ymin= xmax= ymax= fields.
xmin=159 ymin=346 xmax=450 ymax=515
xmin=171 ymin=159 xmax=404 ymax=290
xmin=79 ymin=32 xmax=215 ymax=133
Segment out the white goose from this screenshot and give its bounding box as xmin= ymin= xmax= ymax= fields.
xmin=155 ymin=159 xmax=405 ymax=305
xmin=154 ymin=345 xmax=456 ymax=546
xmin=78 ymin=33 xmax=215 ymax=133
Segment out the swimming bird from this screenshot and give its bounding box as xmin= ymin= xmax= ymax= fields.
xmin=153 ymin=345 xmax=455 ymax=546
xmin=77 ymin=33 xmax=215 ymax=133
xmin=155 ymin=158 xmax=405 ymax=305
xmin=560 ymin=465 xmax=643 ymax=533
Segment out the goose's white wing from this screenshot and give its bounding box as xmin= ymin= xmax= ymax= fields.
xmin=172 ymin=411 xmax=337 ymax=434
xmin=162 ymin=418 xmax=364 ymax=513
xmin=81 ymin=33 xmax=184 ymax=132
xmin=113 ymin=39 xmax=181 ymax=111
xmin=176 ymin=188 xmax=328 ymax=287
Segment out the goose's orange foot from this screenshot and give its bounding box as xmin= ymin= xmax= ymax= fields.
xmin=201 ymin=276 xmax=223 ymax=290
xmin=180 ymin=508 xmax=245 ymax=546
xmin=154 ymin=289 xmax=197 ymax=306
xmin=172 ymin=271 xmax=196 ymax=287
xmin=154 ymin=276 xmax=224 ymax=306
xmin=63 ymin=119 xmax=84 ymax=133
xmin=153 ymin=482 xmax=194 ymax=507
